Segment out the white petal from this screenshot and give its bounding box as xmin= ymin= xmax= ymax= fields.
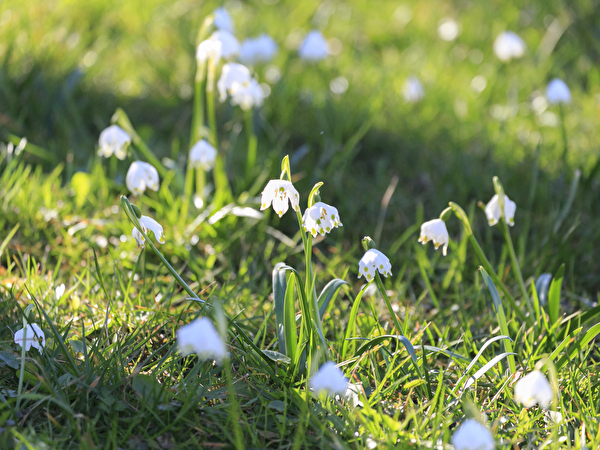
xmin=298 ymin=30 xmax=329 ymax=61
xmin=126 ymin=161 xmax=160 ymax=196
xmin=139 ymin=216 xmax=165 ymax=244
xmin=177 ymin=317 xmax=227 ymax=362
xmin=14 ymin=324 xmax=45 ymax=353
xmin=451 ymin=419 xmax=495 ymax=450
xmin=189 ymin=140 xmax=217 ymax=171
xmin=309 ymin=361 xmax=348 ymax=395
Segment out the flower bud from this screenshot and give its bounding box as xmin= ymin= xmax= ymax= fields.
xmin=439 ymin=207 xmax=453 ymax=222
xmin=131 ymin=204 xmax=142 ymax=219
xmin=361 ymin=236 xmax=376 ymax=252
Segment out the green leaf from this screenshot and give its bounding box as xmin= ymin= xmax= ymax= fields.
xmin=548 ymin=264 xmax=565 ymax=326
xmin=462 ymin=352 xmax=516 ymax=390
xmin=355 ymin=335 xmax=419 ymax=367
xmin=317 ymin=278 xmax=348 ymax=319
xmin=263 ymin=350 xmax=292 ymax=365
xmin=556 ymin=322 xmax=600 ymax=370
xmin=0 ymin=223 xmax=19 ymax=259
xmin=268 ymin=400 xmax=286 ymax=412
xmin=0 ymin=351 xmax=19 ymax=369
xmin=272 ymin=262 xmax=288 ymax=355
xmin=132 ymin=374 xmax=164 ymax=401
xmin=71 ymin=172 xmax=92 ymax=208
xmin=341 ymin=283 xmax=371 ymax=360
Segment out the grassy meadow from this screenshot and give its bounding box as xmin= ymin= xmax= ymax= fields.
xmin=1 ymin=0 xmax=600 ymax=448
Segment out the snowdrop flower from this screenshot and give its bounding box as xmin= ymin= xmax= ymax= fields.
xmin=98 ymin=125 xmax=131 ymax=160
xmin=514 ymin=370 xmax=553 ymax=408
xmin=217 ymin=63 xmax=251 ymax=102
xmin=14 ymin=324 xmax=45 ymax=353
xmin=230 ymin=78 xmax=267 ymax=110
xmin=546 ymin=78 xmax=572 ymax=104
xmin=309 ymin=361 xmax=348 ymax=395
xmin=132 ymin=215 xmax=165 ymax=248
xmin=451 ymin=419 xmax=495 ymax=450
xmin=240 ymin=34 xmax=278 ymax=65
xmin=213 ymin=7 xmax=233 ymax=33
xmin=344 ymin=382 xmax=363 ymax=408
xmin=177 ymin=317 xmax=227 ymax=362
xmin=418 ymin=219 xmax=449 ymax=256
xmin=196 ymin=38 xmax=222 ymax=64
xmin=493 ymin=31 xmax=526 ymax=62
xmin=484 ymin=194 xmax=516 ymax=226
xmin=189 ymin=140 xmax=217 ymax=171
xmin=260 ymin=179 xmax=300 ymax=217
xmin=55 ymin=284 xmax=66 ymax=300
xmin=302 ymin=202 xmax=342 ymax=237
xmin=358 ymin=249 xmax=392 ymax=281
xmin=298 ymin=30 xmax=329 ymax=61
xmin=126 ymin=161 xmax=160 ymax=196
xmin=210 ymin=30 xmax=240 ymax=60
xmin=402 ymin=76 xmax=425 ymax=103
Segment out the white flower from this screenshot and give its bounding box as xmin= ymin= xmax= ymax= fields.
xmin=213 ymin=7 xmax=233 ymax=33
xmin=217 ymin=63 xmax=251 ymax=102
xmin=344 ymin=382 xmax=363 ymax=408
xmin=210 ymin=30 xmax=240 ymax=60
xmin=239 ymin=34 xmax=278 ymax=65
xmin=451 ymin=419 xmax=495 ymax=450
xmin=177 ymin=317 xmax=227 ymax=362
xmin=98 ymin=125 xmax=131 ymax=160
xmin=493 ymin=31 xmax=526 ymax=62
xmin=358 ymin=249 xmax=392 ymax=281
xmin=302 ymin=202 xmax=342 ymax=237
xmin=132 ymin=215 xmax=165 ymax=248
xmin=418 ymin=219 xmax=449 ymax=256
xmin=260 ymin=180 xmax=300 ymax=217
xmin=298 ymin=30 xmax=329 ymax=61
xmin=402 ymin=76 xmax=425 ymax=103
xmin=484 ymin=194 xmax=516 ymax=227
xmin=514 ymin=370 xmax=553 ymax=408
xmin=309 ymin=361 xmax=348 ymax=395
xmin=14 ymin=324 xmax=45 ymax=353
xmin=546 ymin=78 xmax=571 ymax=104
xmin=55 ymin=284 xmax=66 ymax=300
xmin=196 ymin=38 xmax=222 ymax=64
xmin=230 ymin=78 xmax=267 ymax=110
xmin=189 ymin=140 xmax=217 ymax=171
xmin=126 ymin=161 xmax=160 ymax=196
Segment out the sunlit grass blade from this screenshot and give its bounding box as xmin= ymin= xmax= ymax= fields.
xmin=548 ymin=264 xmax=565 ymax=326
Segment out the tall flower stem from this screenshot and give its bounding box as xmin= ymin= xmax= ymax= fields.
xmin=374 ymin=273 xmax=404 ymax=337
xmin=224 ymin=356 xmax=245 ymax=450
xmin=15 ymin=316 xmax=28 ymax=415
xmin=190 ymin=61 xmax=206 ymax=147
xmin=196 ymin=167 xmax=205 ymax=204
xmin=500 ymin=219 xmax=533 ymax=318
xmin=559 ymin=104 xmax=568 ymax=164
xmin=206 ymin=58 xmax=218 ymax=149
xmin=244 ymin=108 xmax=257 ymax=182
xmin=180 ymin=164 xmax=195 ymax=224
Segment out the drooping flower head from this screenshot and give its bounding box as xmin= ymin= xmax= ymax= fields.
xmin=418 ymin=219 xmax=449 ymax=256
xmin=14 ymin=324 xmax=45 ymax=353
xmin=209 ymin=30 xmax=240 ymax=60
xmin=98 ymin=125 xmax=131 ymax=160
xmin=451 ymin=419 xmax=495 ymax=450
xmin=402 ymin=76 xmax=425 ymax=103
xmin=493 ymin=31 xmax=526 ymax=62
xmin=309 ymin=361 xmax=348 ymax=395
xmin=229 ymin=78 xmax=267 ymax=110
xmin=213 ymin=7 xmax=234 ymax=33
xmin=298 ymin=30 xmax=329 ymax=61
xmin=196 ymin=38 xmax=222 ymax=64
xmin=358 ymin=249 xmax=392 ymax=281
xmin=177 ymin=317 xmax=227 ymax=362
xmin=132 ymin=215 xmax=165 ymax=248
xmin=217 ymin=63 xmax=252 ymax=102
xmin=189 ymin=140 xmax=217 ymax=171
xmin=302 ymin=202 xmax=342 ymax=237
xmin=260 ymin=179 xmax=300 ymax=217
xmin=484 ymin=194 xmax=516 ymax=227
xmin=546 ymin=78 xmax=572 ymax=105
xmin=240 ymin=34 xmax=278 ymax=65
xmin=126 ymin=161 xmax=160 ymax=196
xmin=514 ymin=370 xmax=553 ymax=408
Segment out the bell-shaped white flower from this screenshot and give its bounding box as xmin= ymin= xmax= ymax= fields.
xmin=302 ymin=202 xmax=342 ymax=237
xmin=177 ymin=317 xmax=227 ymax=362
xmin=260 ymin=179 xmax=300 ymax=217
xmin=210 ymin=30 xmax=240 ymax=60
xmin=484 ymin=194 xmax=516 ymax=227
xmin=55 ymin=283 xmax=66 ymax=300
xmin=230 ymin=78 xmax=267 ymax=110
xmin=132 ymin=215 xmax=165 ymax=248
xmin=402 ymin=76 xmax=425 ymax=103
xmin=418 ymin=219 xmax=449 ymax=256
xmin=309 ymin=361 xmax=348 ymax=395
xmin=217 ymin=63 xmax=252 ymax=102
xmin=358 ymin=249 xmax=392 ymax=281
xmin=493 ymin=31 xmax=526 ymax=62
xmin=546 ymin=78 xmax=571 ymax=105
xmin=126 ymin=161 xmax=160 ymax=196
xmin=14 ymin=324 xmax=45 ymax=353
xmin=514 ymin=370 xmax=553 ymax=408
xmin=451 ymin=419 xmax=495 ymax=450
xmin=189 ymin=140 xmax=217 ymax=171
xmin=98 ymin=125 xmax=131 ymax=160
xmin=213 ymin=7 xmax=234 ymax=33
xmin=298 ymin=30 xmax=329 ymax=61
xmin=239 ymin=34 xmax=278 ymax=65
xmin=196 ymin=38 xmax=222 ymax=64
xmin=344 ymin=382 xmax=363 ymax=408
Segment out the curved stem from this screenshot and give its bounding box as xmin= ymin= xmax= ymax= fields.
xmin=500 ymin=219 xmax=533 ymax=317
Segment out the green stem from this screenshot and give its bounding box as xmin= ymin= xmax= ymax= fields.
xmin=15 ymin=317 xmax=28 ymax=415
xmin=224 ymin=357 xmax=245 ymax=450
xmin=196 ymin=167 xmax=205 ymax=204
xmin=500 ymin=219 xmax=533 ymax=317
xmin=190 ymin=61 xmax=206 ymax=147
xmin=244 ymin=109 xmax=257 ymax=181
xmin=559 ymin=104 xmax=568 ymax=164
xmin=206 ymin=59 xmax=218 ymax=149
xmin=180 ymin=164 xmax=194 ymax=224
xmin=374 ymin=273 xmax=404 ymax=336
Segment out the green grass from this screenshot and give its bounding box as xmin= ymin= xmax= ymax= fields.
xmin=2 ymin=0 xmax=600 ymax=448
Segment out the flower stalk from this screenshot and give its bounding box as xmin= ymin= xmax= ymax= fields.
xmin=244 ymin=108 xmax=257 ymax=182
